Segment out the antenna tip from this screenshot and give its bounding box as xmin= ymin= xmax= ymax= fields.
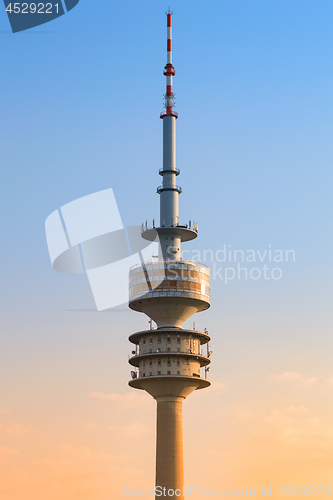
xmin=166 ymin=7 xmax=173 ymax=15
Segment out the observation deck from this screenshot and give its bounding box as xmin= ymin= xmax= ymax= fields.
xmin=129 ymin=260 xmax=210 ymax=301
xmin=129 ymin=260 xmax=210 ymax=329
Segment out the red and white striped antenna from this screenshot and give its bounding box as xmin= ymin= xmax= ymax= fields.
xmin=161 ymin=7 xmax=177 ymax=118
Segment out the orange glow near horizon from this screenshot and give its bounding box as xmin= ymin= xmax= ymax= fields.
xmin=1 ymin=360 xmax=332 ymax=499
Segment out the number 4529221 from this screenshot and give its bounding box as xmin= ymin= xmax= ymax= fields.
xmin=6 ymin=3 xmax=59 ymax=14
xmin=277 ymin=487 xmax=329 ymax=496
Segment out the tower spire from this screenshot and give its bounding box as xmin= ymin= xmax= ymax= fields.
xmin=164 ymin=8 xmax=176 ymax=116
xmin=140 ymin=12 xmax=198 ymax=260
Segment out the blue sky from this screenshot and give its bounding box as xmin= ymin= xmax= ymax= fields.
xmin=2 ymin=0 xmax=332 ymax=318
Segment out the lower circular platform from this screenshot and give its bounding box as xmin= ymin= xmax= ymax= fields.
xmin=129 ymin=374 xmax=210 ymax=399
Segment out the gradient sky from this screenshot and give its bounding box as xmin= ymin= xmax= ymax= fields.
xmin=1 ymin=1 xmax=333 ymax=498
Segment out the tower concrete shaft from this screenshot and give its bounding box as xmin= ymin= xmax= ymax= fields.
xmin=128 ymin=11 xmax=212 ymax=500
xmin=156 ymin=397 xmax=184 ymax=498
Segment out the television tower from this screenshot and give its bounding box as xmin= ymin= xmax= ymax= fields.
xmin=128 ymin=10 xmax=211 ymax=499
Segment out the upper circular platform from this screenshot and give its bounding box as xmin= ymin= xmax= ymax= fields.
xmin=141 ymin=226 xmax=198 ymax=243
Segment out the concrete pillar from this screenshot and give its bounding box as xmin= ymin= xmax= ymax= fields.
xmin=155 ymin=396 xmax=184 ymax=500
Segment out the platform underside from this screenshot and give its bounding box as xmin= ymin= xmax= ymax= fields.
xmin=141 ymin=226 xmax=198 ymax=242
xmin=129 ymin=375 xmax=211 ymax=399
